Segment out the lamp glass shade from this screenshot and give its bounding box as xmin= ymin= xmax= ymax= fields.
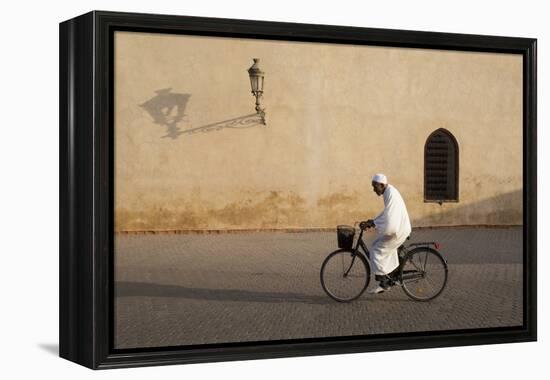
xmin=258 ymin=76 xmax=264 ymax=92
xmin=249 ymin=75 xmax=259 ymax=92
xmin=247 ymin=58 xmax=264 ymax=93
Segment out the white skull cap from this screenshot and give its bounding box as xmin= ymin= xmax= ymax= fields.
xmin=372 ymin=173 xmax=388 ymax=184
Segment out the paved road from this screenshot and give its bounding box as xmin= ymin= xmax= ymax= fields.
xmin=114 ymin=227 xmax=523 ymax=349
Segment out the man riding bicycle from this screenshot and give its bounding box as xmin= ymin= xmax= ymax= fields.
xmin=361 ymin=173 xmax=412 ymax=294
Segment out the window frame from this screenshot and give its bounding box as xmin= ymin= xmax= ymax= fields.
xmin=423 ymin=128 xmax=460 ymax=204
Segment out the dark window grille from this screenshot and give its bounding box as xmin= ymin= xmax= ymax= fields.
xmin=424 ymin=129 xmax=458 ymax=202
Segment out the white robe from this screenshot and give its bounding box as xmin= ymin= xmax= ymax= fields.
xmin=371 ymin=184 xmax=412 ymax=275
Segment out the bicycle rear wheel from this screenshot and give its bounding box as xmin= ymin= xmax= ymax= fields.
xmin=320 ymin=249 xmax=370 ymax=302
xmin=400 ymin=247 xmax=448 ymax=301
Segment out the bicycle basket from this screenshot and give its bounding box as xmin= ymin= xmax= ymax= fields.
xmin=336 ymin=225 xmax=355 ymax=250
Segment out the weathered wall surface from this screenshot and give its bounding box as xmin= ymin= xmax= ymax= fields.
xmin=114 ymin=32 xmax=523 ymax=232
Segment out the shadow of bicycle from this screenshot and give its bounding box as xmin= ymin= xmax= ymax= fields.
xmin=116 ymin=281 xmax=332 ymax=305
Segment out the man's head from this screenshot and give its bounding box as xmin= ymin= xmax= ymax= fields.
xmin=371 ymin=173 xmax=388 ymax=196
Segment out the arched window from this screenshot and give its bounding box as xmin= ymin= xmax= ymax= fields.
xmin=424 ymin=129 xmax=459 ymax=202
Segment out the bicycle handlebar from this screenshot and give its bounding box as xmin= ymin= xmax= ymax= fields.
xmin=356 ymin=220 xmax=375 ymax=231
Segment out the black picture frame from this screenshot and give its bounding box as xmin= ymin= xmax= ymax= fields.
xmin=59 ymin=10 xmax=537 ymax=370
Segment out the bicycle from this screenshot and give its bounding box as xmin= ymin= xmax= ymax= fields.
xmin=320 ymin=222 xmax=448 ymax=302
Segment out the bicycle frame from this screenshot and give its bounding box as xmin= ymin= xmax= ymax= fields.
xmin=349 ymin=227 xmax=446 ymax=272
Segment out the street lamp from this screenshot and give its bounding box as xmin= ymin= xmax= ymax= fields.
xmin=247 ymin=58 xmax=266 ymax=125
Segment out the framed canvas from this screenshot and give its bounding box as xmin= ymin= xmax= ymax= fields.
xmin=59 ymin=11 xmax=537 ymax=369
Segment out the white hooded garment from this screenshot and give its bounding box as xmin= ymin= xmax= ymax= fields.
xmin=371 ymin=184 xmax=412 ymax=275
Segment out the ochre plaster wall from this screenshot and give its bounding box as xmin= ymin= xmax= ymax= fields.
xmin=114 ymin=32 xmax=523 ymax=232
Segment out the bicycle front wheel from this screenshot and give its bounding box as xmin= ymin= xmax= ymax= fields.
xmin=401 ymin=247 xmax=448 ymax=301
xmin=320 ymin=249 xmax=370 ymax=302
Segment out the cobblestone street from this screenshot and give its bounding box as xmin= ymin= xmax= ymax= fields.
xmin=114 ymin=227 xmax=522 ymax=349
